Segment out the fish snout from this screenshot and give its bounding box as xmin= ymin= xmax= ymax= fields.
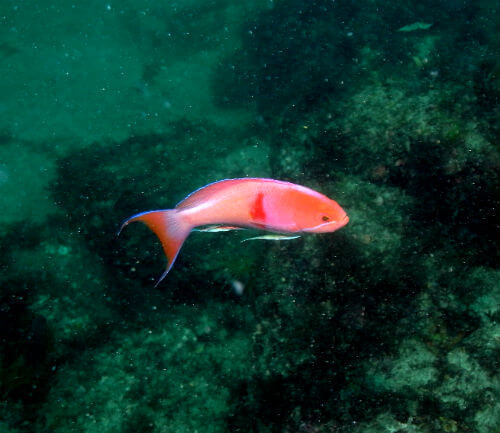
xmin=331 ymin=213 xmax=349 ymax=231
xmin=325 ymin=214 xmax=349 ymax=232
xmin=303 ymin=214 xmax=349 ymax=233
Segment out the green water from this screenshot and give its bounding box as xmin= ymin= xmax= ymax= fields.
xmin=1 ymin=1 xmax=499 ymax=432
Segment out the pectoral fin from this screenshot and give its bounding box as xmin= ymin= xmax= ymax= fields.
xmin=241 ymin=235 xmax=301 ymax=243
xmin=194 ymin=225 xmax=245 ymax=233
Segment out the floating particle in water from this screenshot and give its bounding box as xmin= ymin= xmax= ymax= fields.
xmin=231 ymin=280 xmax=245 ymax=296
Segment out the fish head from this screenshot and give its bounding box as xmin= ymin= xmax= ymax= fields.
xmin=300 ymin=198 xmax=349 ymax=233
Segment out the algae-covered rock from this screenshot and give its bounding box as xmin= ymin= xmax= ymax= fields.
xmin=39 ymin=302 xmax=254 ymax=433
xmin=475 ymin=402 xmax=500 ymax=433
xmin=438 ymin=349 xmax=498 ymax=410
xmin=367 ymin=339 xmax=438 ymax=394
xmin=0 ymin=401 xmax=23 ymax=433
xmin=353 ymin=413 xmax=427 ymax=433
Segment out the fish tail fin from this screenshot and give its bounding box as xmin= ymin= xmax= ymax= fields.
xmin=119 ymin=209 xmax=191 ymax=286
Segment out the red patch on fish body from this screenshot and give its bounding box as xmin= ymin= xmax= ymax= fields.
xmin=250 ymin=191 xmax=266 ymax=224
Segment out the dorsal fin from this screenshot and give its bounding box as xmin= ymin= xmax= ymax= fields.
xmin=176 ymin=178 xmax=252 ymax=209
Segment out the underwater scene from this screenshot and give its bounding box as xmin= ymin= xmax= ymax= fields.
xmin=1 ymin=0 xmax=499 ymax=432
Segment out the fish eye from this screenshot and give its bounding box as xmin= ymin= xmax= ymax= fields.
xmin=322 ymin=215 xmax=330 ymax=222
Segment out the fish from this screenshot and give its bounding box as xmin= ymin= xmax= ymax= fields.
xmin=119 ymin=178 xmax=349 ymax=286
xmin=398 ymin=22 xmax=433 ymax=32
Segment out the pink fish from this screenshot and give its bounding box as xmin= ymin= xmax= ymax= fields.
xmin=119 ymin=178 xmax=348 ymax=285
